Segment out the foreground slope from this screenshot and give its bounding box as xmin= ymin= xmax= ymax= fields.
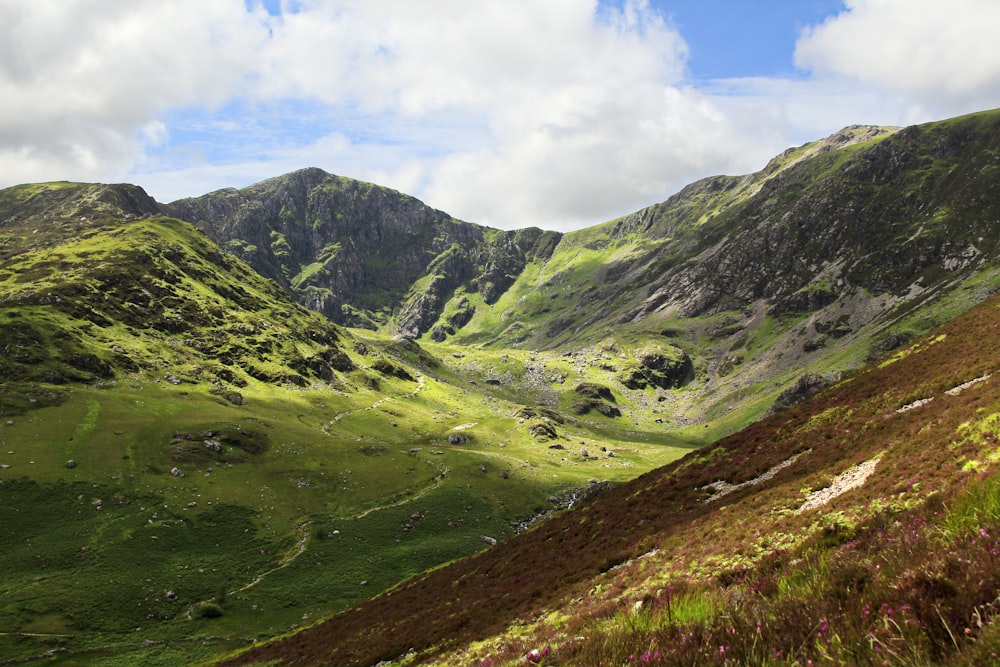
xmin=224 ymin=282 xmax=1000 ymax=667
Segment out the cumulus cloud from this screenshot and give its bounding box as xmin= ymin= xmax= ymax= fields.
xmin=242 ymin=0 xmax=786 ymax=229
xmin=794 ymin=0 xmax=1000 ymax=117
xmin=0 ymin=0 xmax=269 ymax=183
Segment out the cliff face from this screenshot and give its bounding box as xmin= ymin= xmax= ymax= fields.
xmin=167 ymin=168 xmax=561 ymax=334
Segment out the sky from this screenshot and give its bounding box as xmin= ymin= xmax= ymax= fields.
xmin=2 ymin=1 xmax=1000 ymax=232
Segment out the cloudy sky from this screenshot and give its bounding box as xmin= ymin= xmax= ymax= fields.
xmin=2 ymin=0 xmax=999 ymax=231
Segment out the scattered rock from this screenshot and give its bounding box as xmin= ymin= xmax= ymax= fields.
xmin=224 ymin=392 xmax=245 ymax=406
xmin=481 ymin=535 xmax=497 ymax=546
xmin=65 ymin=459 xmax=77 ymax=469
xmin=170 ymin=467 xmax=185 ymax=478
xmin=164 ymin=590 xmax=179 ymax=602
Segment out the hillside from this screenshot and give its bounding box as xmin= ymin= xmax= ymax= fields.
xmin=169 ymin=111 xmax=1000 ymax=435
xmin=223 ymin=276 xmax=1000 ymax=666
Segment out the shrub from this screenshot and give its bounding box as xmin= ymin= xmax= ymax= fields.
xmin=195 ymin=602 xmax=224 ymax=619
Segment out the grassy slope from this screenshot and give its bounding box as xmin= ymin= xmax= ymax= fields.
xmin=223 ymin=286 xmax=1000 ymax=667
xmin=5 ymin=109 xmax=1000 ymax=666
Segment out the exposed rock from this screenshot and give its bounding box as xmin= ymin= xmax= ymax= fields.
xmin=64 ymin=459 xmax=77 ymax=468
xmin=571 ymin=383 xmax=621 ymax=417
xmin=371 ymin=359 xmax=415 ymax=381
xmin=224 ymin=392 xmax=245 ymax=406
xmin=167 ymin=168 xmax=561 ymax=336
xmin=620 ymin=346 xmax=693 ymax=390
xmin=767 ymin=373 xmax=838 ymax=415
xmin=430 ymin=325 xmax=449 ymax=342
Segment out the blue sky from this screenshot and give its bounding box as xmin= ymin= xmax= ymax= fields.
xmin=655 ymin=0 xmax=844 ymax=80
xmin=2 ymin=1 xmax=999 ymax=231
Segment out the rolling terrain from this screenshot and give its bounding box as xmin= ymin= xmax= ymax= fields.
xmin=1 ymin=108 xmax=1000 ymax=665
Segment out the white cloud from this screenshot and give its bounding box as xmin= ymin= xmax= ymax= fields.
xmin=0 ymin=0 xmax=269 ymax=184
xmin=794 ymin=0 xmax=1000 ymax=117
xmin=3 ymin=0 xmax=999 ymax=231
xmin=238 ymin=0 xmax=782 ymax=229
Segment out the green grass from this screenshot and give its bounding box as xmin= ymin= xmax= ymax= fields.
xmin=0 ymin=355 xmax=698 ymax=665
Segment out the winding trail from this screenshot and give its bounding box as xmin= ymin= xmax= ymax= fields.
xmin=183 ymin=520 xmax=314 ymax=620
xmin=321 ymin=372 xmax=425 ymax=435
xmin=346 ymin=459 xmax=449 ymax=521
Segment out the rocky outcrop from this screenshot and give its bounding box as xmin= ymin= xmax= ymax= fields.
xmin=623 ymin=116 xmax=1000 ymax=323
xmin=619 ymin=346 xmax=692 ymax=390
xmin=570 ymin=383 xmax=621 ymax=417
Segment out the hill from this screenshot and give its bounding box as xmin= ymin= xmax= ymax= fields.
xmin=169 ymin=111 xmax=1000 ymax=435
xmin=0 ymin=183 xmax=691 ymax=666
xmin=166 ymin=169 xmax=561 ymax=336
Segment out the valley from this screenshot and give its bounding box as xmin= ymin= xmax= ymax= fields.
xmin=2 ymin=108 xmax=1000 ymax=665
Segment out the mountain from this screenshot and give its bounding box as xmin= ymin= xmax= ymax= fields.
xmin=0 ymin=182 xmax=690 ymax=666
xmin=167 ymin=168 xmax=561 ymax=336
xmin=2 ymin=108 xmax=1000 ymax=665
xmin=169 ymin=110 xmax=1000 ymax=434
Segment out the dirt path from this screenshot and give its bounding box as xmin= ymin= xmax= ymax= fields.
xmin=183 ymin=519 xmax=313 ymax=620
xmin=322 ymin=372 xmax=425 ymax=434
xmin=346 ymin=460 xmax=449 ymax=521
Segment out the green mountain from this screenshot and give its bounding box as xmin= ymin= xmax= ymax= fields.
xmin=170 ymin=111 xmax=1000 ymax=434
xmin=0 ymin=184 xmax=690 ymax=666
xmin=2 ymin=109 xmax=1000 ymax=665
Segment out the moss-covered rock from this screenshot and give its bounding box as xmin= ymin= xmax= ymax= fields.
xmin=619 ymin=346 xmax=693 ymax=390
